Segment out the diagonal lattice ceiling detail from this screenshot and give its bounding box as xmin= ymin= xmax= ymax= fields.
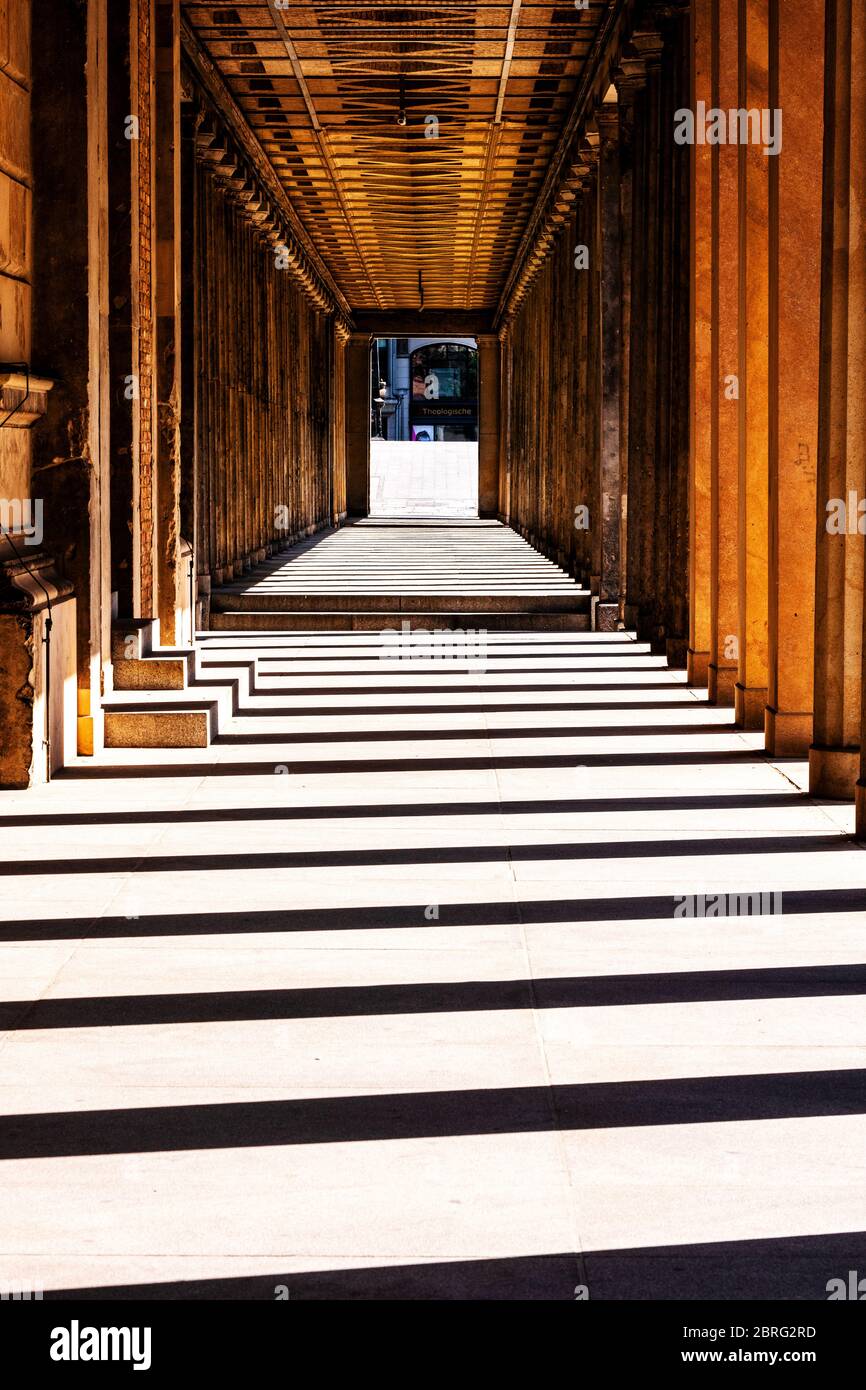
xmin=181 ymin=2 xmax=608 ymax=310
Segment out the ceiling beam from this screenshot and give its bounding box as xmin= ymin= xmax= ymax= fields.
xmin=352 ymin=310 xmax=495 ymax=337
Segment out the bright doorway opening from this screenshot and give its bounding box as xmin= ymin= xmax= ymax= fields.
xmin=369 ymin=337 xmax=479 ymax=518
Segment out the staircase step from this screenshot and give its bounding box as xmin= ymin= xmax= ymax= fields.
xmin=112 ymin=656 xmax=190 ymax=691
xmin=210 ymin=591 xmax=585 ymax=614
xmin=209 ymin=610 xmax=590 ymax=632
xmin=110 ymin=618 xmax=154 ymax=662
xmin=104 ymin=706 xmax=212 ymax=749
xmin=102 ymin=681 xmax=235 ymax=747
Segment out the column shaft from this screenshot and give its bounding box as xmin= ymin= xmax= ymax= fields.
xmin=814 ymin=0 xmax=866 ymax=797
xmin=764 ymin=0 xmax=823 ymax=754
xmin=689 ymin=0 xmax=714 ymax=684
xmin=596 ymin=104 xmax=622 ymax=631
xmin=709 ymin=0 xmax=740 ymax=704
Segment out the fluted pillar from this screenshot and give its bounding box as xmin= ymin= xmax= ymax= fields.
xmin=477 ymin=335 xmax=500 ymax=518
xmin=814 ymin=0 xmax=865 ymax=798
xmin=688 ymin=0 xmax=714 ymax=685
xmin=625 ymin=29 xmax=664 ymax=636
xmin=595 ymin=100 xmax=622 ymax=631
xmin=708 ymin=0 xmax=740 ymax=705
xmin=734 ymin=0 xmax=770 ymax=729
xmin=345 ymin=335 xmax=371 ymax=517
xmin=155 ymin=0 xmax=184 ymax=645
xmin=764 ymin=0 xmax=823 ymax=755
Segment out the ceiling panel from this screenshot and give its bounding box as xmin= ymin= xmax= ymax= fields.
xmin=182 ymin=2 xmax=608 ymax=310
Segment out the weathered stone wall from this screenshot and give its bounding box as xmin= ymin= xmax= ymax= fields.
xmin=192 ymin=155 xmax=333 ymax=593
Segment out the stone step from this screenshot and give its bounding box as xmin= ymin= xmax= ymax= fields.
xmin=209 ymin=610 xmax=590 ymax=632
xmin=210 ymin=590 xmax=586 ymax=614
xmin=102 ymin=679 xmax=235 ymax=748
xmin=110 ymin=618 xmax=154 ymax=663
xmin=103 ymin=704 xmax=213 ymax=749
xmin=112 ymin=654 xmax=192 ymax=691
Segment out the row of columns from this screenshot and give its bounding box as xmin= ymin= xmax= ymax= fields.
xmin=495 ymin=0 xmax=866 ymax=837
xmin=0 ymin=0 xmax=348 ymax=786
xmin=688 ymin=0 xmax=866 ymax=828
xmin=498 ymin=1 xmax=690 ymax=656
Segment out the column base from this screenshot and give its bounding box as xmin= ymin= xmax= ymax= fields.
xmin=735 ymin=682 xmax=768 ymax=730
xmin=707 ymin=663 xmax=737 ymax=706
xmin=855 ymin=781 xmax=866 ymax=840
xmin=764 ymin=707 xmax=813 ymax=757
xmin=666 ymin=636 xmax=688 ymax=669
xmin=808 ymin=745 xmax=859 ymax=800
xmin=687 ymin=648 xmax=710 ymax=686
xmin=622 ymin=602 xmax=639 ymax=630
xmin=594 ymin=601 xmax=620 ymax=632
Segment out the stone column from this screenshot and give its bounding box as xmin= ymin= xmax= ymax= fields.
xmin=154 ymin=0 xmax=183 ymax=645
xmin=688 ymin=0 xmax=714 ymax=685
xmin=629 ymin=28 xmax=664 ymax=644
xmin=614 ymin=68 xmax=640 ymax=625
xmin=814 ymin=0 xmax=865 ymax=799
xmin=595 ymin=100 xmax=622 ymax=631
xmin=107 ymin=0 xmax=137 ymax=620
xmin=661 ymin=3 xmax=692 ymax=668
xmin=734 ymin=0 xmax=770 ymax=729
xmin=622 ymin=52 xmax=649 ymax=630
xmin=498 ymin=328 xmax=512 ymax=523
xmin=345 ymin=334 xmax=371 ymax=516
xmin=477 ymin=334 xmax=500 ymax=517
xmin=708 ymin=0 xmax=740 ymax=705
xmin=764 ymin=0 xmax=823 ymax=755
xmin=30 ymin=0 xmax=110 ymax=757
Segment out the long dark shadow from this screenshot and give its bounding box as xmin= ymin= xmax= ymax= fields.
xmin=228 ymin=700 xmax=706 ymax=717
xmin=0 ymin=832 xmax=850 ymax=879
xmin=249 ymin=681 xmax=692 ymax=696
xmin=44 ymin=1231 xmax=866 ymax=1300
xmin=5 ymin=962 xmax=865 ymax=1031
xmin=56 ymin=749 xmax=781 ymax=779
xmin=4 ymin=1070 xmax=866 ymax=1160
xmin=214 ymin=721 xmax=734 ymax=746
xmin=0 ymin=791 xmax=812 ymax=831
xmin=5 ymin=886 xmax=866 ymax=942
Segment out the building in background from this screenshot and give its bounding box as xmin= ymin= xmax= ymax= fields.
xmin=371 ymin=339 xmax=478 ymax=442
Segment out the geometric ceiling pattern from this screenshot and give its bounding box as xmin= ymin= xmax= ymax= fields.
xmin=182 ymin=2 xmax=607 ymax=310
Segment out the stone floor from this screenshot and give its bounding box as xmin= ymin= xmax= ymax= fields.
xmin=369 ymin=441 xmax=479 ymax=518
xmin=214 ymin=518 xmax=583 ymax=598
xmin=2 ymin=623 xmax=866 ymax=1299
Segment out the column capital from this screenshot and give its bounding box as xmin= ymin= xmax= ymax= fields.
xmin=629 ymin=27 xmax=665 ymax=70
xmin=612 ymin=48 xmax=648 ymax=102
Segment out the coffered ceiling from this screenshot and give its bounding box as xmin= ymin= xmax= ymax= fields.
xmin=181 ymin=2 xmax=609 ymax=311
